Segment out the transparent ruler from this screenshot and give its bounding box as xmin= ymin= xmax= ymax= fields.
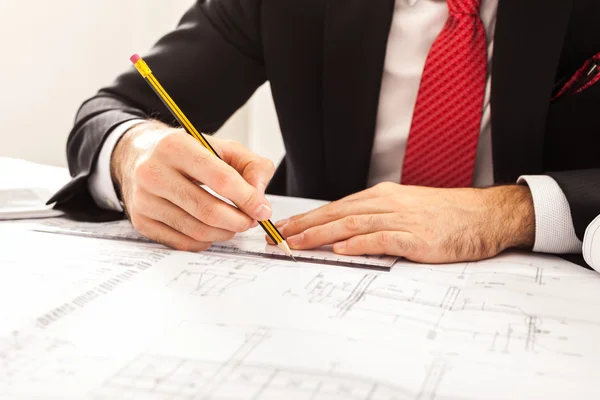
xmin=30 ymin=219 xmax=397 ymax=270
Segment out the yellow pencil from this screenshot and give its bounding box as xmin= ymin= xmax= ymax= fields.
xmin=130 ymin=54 xmax=295 ymax=261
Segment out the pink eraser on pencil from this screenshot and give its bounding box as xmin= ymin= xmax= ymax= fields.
xmin=130 ymin=54 xmax=141 ymax=64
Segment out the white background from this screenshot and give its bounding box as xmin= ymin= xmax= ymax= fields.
xmin=0 ymin=0 xmax=284 ymax=168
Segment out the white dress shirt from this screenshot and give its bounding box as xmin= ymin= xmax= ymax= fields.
xmin=89 ymin=0 xmax=583 ymax=255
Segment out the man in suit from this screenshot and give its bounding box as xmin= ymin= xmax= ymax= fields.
xmin=50 ymin=0 xmax=600 ymax=266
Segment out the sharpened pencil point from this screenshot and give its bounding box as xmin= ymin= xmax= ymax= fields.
xmin=277 ymin=241 xmax=296 ymax=261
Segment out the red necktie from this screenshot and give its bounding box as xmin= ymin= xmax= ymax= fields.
xmin=401 ymin=0 xmax=488 ymax=188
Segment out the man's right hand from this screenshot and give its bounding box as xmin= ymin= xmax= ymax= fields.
xmin=111 ymin=120 xmax=275 ymax=252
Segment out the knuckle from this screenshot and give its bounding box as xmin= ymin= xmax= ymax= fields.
xmin=174 ymin=241 xmax=196 ymax=252
xmin=344 ymin=215 xmax=363 ymax=232
xmin=168 ymin=214 xmax=186 ymax=234
xmin=198 ymin=242 xmax=213 ymax=252
xmin=242 ymin=189 xmax=259 ymax=210
xmin=220 ymin=138 xmax=236 ymax=147
xmin=229 ymin=139 xmax=245 ymax=151
xmin=184 ymin=241 xmax=211 ymax=252
xmin=189 ymin=222 xmax=209 ymax=241
xmin=135 ymin=160 xmax=161 ymax=187
xmin=240 ymin=218 xmax=255 ymax=232
xmin=378 ymin=232 xmax=395 ymax=247
xmin=226 ymin=231 xmax=237 ymax=241
xmin=322 ymin=206 xmax=338 ymax=221
xmin=213 ymin=171 xmax=234 ymax=191
xmin=219 ymin=231 xmax=237 ymax=242
xmin=192 ymin=149 xmax=213 ymax=168
xmin=198 ymin=202 xmax=217 ymax=224
xmin=172 ymin=181 xmax=197 ymax=206
xmin=156 ymin=132 xmax=182 ymax=154
xmin=284 ymin=218 xmax=300 ymax=233
xmin=374 ymin=181 xmax=397 ymax=195
xmin=263 ymin=158 xmax=276 ymax=174
xmin=374 ymin=182 xmax=390 ymax=193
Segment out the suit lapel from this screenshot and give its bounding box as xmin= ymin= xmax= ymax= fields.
xmin=491 ymin=0 xmax=574 ymax=183
xmin=322 ymin=0 xmax=394 ymax=199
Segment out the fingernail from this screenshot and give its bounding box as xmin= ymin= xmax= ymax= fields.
xmin=275 ymin=219 xmax=290 ymax=228
xmin=255 ymin=204 xmax=272 ymax=221
xmin=287 ymin=233 xmax=304 ymax=246
xmin=334 ymin=241 xmax=347 ymax=252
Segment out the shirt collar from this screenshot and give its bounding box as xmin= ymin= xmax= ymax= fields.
xmin=397 ymin=0 xmax=425 ymax=8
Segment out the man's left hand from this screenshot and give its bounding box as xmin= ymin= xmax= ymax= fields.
xmin=271 ymin=183 xmax=536 ymax=264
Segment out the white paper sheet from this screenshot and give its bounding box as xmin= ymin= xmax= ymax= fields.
xmin=26 ymin=195 xmax=398 ymax=269
xmin=0 ymin=157 xmax=68 ymax=220
xmin=1 ymin=221 xmax=600 ymax=399
xmin=0 ymin=188 xmax=63 ymax=220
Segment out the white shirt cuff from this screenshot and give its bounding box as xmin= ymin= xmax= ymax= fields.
xmin=88 ymin=119 xmax=146 ymax=211
xmin=583 ymin=215 xmax=600 ymax=272
xmin=518 ymin=175 xmax=583 ymax=254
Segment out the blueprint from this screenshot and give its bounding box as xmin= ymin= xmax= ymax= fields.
xmin=1 ymin=218 xmax=600 ymax=399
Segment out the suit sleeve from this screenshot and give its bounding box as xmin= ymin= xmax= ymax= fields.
xmin=548 ymin=169 xmax=600 ymax=241
xmin=48 ymin=0 xmax=267 ymax=221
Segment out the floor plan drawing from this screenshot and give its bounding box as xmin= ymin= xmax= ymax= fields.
xmin=168 ymin=269 xmax=259 ymax=297
xmin=93 ymin=323 xmax=412 ymax=400
xmin=166 ymin=256 xmax=274 ymax=297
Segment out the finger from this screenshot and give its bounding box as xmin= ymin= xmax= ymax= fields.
xmin=170 ymin=136 xmax=272 ymax=221
xmin=279 ymin=198 xmax=397 ymax=238
xmin=139 ymin=193 xmax=236 ymax=243
xmin=284 ymin=183 xmax=405 ymax=226
xmin=264 ymin=233 xmax=278 ymax=245
xmin=216 ymin=140 xmax=276 ymax=195
xmin=132 ymin=215 xmax=213 ymax=253
xmin=332 ymin=231 xmax=417 ymax=257
xmin=140 ymin=166 xmax=255 ymax=233
xmin=285 ymin=214 xmax=403 ymax=250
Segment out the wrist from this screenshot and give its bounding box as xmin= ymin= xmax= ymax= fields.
xmin=484 ymin=185 xmax=536 ymax=251
xmin=110 ymin=120 xmax=163 ymax=199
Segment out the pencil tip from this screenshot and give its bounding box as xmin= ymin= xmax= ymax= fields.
xmin=277 ymin=241 xmax=297 ymax=261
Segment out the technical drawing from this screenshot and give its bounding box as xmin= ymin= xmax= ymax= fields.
xmin=284 ymin=269 xmax=599 ymax=358
xmin=93 ymin=324 xmax=411 ymax=400
xmin=94 ymin=355 xmax=410 ymax=400
xmin=285 ymin=272 xmax=462 ymax=319
xmin=168 ymin=269 xmax=258 ymax=297
xmin=416 ymin=361 xmax=448 ymax=400
xmin=167 ymin=257 xmax=273 ymax=297
xmin=0 ymin=332 xmax=107 ymax=391
xmin=3 ymin=223 xmax=600 ymax=400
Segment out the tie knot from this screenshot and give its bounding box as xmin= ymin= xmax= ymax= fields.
xmin=448 ymin=0 xmax=481 ymax=15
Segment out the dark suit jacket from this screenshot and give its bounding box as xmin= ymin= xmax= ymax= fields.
xmin=50 ymin=0 xmax=600 ymax=265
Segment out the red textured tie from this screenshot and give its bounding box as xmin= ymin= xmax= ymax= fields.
xmin=401 ymin=0 xmax=488 ymax=188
